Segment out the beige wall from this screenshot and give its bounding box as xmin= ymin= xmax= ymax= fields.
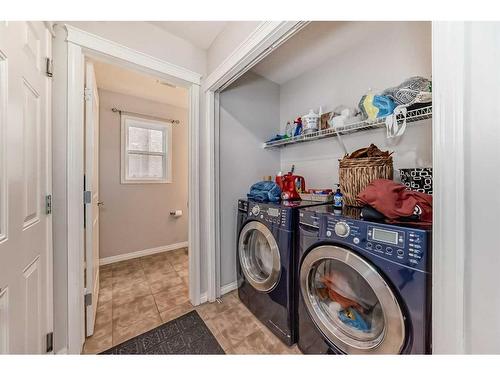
xmin=207 ymin=21 xmax=261 ymax=75
xmin=66 ymin=22 xmax=207 ymax=75
xmin=98 ymin=89 xmax=188 ymax=259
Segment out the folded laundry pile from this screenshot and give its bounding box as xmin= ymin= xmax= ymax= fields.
xmin=382 ymin=76 xmax=432 ymax=107
xmin=247 ymin=181 xmax=281 ymax=202
xmin=357 ymin=179 xmax=432 ymax=226
xmin=358 ymin=93 xmax=396 ymax=121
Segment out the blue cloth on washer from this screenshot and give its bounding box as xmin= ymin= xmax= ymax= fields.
xmin=247 ymin=181 xmax=281 ymax=202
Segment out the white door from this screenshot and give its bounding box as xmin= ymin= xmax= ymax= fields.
xmin=84 ymin=61 xmax=100 ymax=337
xmin=0 ymin=21 xmax=53 ymax=354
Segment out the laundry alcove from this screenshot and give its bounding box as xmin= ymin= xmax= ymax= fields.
xmin=218 ymin=21 xmax=432 ymax=302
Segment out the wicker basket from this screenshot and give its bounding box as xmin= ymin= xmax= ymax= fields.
xmin=339 ymin=156 xmax=393 ymax=207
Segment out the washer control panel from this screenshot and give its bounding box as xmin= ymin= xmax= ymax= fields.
xmin=248 ymin=202 xmax=289 ymax=229
xmin=238 ymin=199 xmax=248 ymax=212
xmin=322 ymin=213 xmax=430 ymax=271
xmin=251 ymin=205 xmax=261 ymax=216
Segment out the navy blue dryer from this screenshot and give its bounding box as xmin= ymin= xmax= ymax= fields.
xmin=297 ymin=205 xmax=432 ymax=354
xmin=236 ymin=199 xmax=329 ymax=346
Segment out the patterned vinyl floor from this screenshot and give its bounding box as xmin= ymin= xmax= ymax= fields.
xmin=83 ymin=248 xmax=301 ymax=354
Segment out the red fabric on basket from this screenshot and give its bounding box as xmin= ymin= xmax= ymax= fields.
xmin=357 ymin=179 xmax=432 ymax=224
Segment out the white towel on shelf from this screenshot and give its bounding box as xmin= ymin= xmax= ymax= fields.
xmin=385 ymin=105 xmax=408 ymax=138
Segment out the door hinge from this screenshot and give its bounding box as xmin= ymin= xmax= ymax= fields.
xmin=45 ymin=194 xmax=52 ymax=215
xmin=83 ymin=190 xmax=92 ymax=204
xmin=84 ymin=292 xmax=92 ymax=307
xmin=46 ymin=332 xmax=54 ymax=353
xmin=45 ymin=58 xmax=53 ymax=78
xmin=84 ymin=87 xmax=92 ymax=102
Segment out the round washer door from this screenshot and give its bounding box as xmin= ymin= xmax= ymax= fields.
xmin=238 ymin=221 xmax=281 ymax=292
xmin=300 ymin=245 xmax=406 ymax=354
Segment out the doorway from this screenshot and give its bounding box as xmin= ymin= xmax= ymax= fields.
xmin=53 ymin=23 xmax=202 ymax=354
xmin=81 ymin=58 xmax=191 ymax=353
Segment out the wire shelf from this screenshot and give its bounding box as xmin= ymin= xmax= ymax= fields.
xmin=263 ymin=105 xmax=432 ymax=149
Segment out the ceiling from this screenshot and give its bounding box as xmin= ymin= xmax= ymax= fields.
xmin=252 ymin=22 xmax=367 ymax=85
xmin=252 ymin=21 xmax=432 ymax=86
xmin=149 ymin=21 xmax=228 ymax=49
xmin=91 ymin=59 xmax=188 ymax=109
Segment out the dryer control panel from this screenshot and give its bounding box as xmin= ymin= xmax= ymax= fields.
xmin=299 ymin=209 xmax=321 ymax=229
xmin=322 ymin=214 xmax=430 ymax=272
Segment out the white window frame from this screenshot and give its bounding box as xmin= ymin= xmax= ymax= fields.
xmin=120 ymin=114 xmax=172 ymax=184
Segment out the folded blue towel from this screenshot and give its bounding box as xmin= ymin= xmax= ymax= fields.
xmin=247 ymin=181 xmax=281 ymax=202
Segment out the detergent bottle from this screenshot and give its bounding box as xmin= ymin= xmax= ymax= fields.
xmin=333 ymin=184 xmax=343 ymax=209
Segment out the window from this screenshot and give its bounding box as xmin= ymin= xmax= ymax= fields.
xmin=121 ymin=115 xmax=172 ymax=184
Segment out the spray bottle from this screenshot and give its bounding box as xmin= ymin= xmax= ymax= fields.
xmin=333 ymin=184 xmax=343 ymax=209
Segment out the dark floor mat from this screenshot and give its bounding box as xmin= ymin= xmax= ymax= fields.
xmin=101 ymin=310 xmax=225 ymax=355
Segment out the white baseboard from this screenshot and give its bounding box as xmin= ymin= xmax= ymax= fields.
xmin=99 ymin=241 xmax=188 ymax=266
xmin=221 ymin=281 xmax=238 ymax=295
xmin=198 ymin=280 xmax=238 ymax=305
xmin=199 ymin=292 xmax=208 ymax=304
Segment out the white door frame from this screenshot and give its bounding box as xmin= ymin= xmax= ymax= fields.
xmin=203 ymin=21 xmax=467 ymax=353
xmin=202 ymin=21 xmax=309 ymax=301
xmin=431 ymin=21 xmax=466 ymax=354
xmin=53 ymin=24 xmax=202 ymax=354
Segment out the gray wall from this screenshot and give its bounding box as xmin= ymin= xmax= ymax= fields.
xmin=279 ymin=22 xmax=432 ymax=187
xmin=219 ymin=71 xmax=281 ymax=287
xmin=98 ymin=89 xmax=188 ymax=259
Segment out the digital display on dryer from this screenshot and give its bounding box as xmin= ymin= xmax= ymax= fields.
xmin=372 ymin=228 xmax=399 ymax=245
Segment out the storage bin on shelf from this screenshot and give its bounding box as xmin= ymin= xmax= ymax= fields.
xmin=399 ymin=168 xmax=432 ymax=194
xmin=339 ymin=156 xmax=393 ymax=207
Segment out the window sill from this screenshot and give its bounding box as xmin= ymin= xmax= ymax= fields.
xmin=120 ymin=179 xmax=172 ymax=185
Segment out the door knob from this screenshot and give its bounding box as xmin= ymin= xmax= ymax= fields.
xmin=97 ymin=201 xmax=104 ymax=207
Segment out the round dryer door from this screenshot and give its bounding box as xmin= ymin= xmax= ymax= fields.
xmin=300 ymin=245 xmax=406 ymax=354
xmin=238 ymin=221 xmax=281 ymax=292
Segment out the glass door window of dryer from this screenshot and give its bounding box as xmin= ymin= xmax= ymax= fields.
xmin=239 ymin=221 xmax=281 ymax=292
xmin=300 ymin=245 xmax=406 ymax=354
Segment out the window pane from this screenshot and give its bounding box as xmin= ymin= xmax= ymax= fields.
xmin=128 ymin=125 xmax=164 ymax=153
xmin=127 ymin=154 xmax=164 ymax=179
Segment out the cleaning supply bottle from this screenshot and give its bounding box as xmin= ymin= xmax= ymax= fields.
xmin=293 ymin=117 xmax=302 ymax=137
xmin=333 ymin=184 xmax=343 ymax=209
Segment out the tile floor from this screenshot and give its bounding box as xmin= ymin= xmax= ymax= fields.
xmin=83 ymin=248 xmax=301 ymax=355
